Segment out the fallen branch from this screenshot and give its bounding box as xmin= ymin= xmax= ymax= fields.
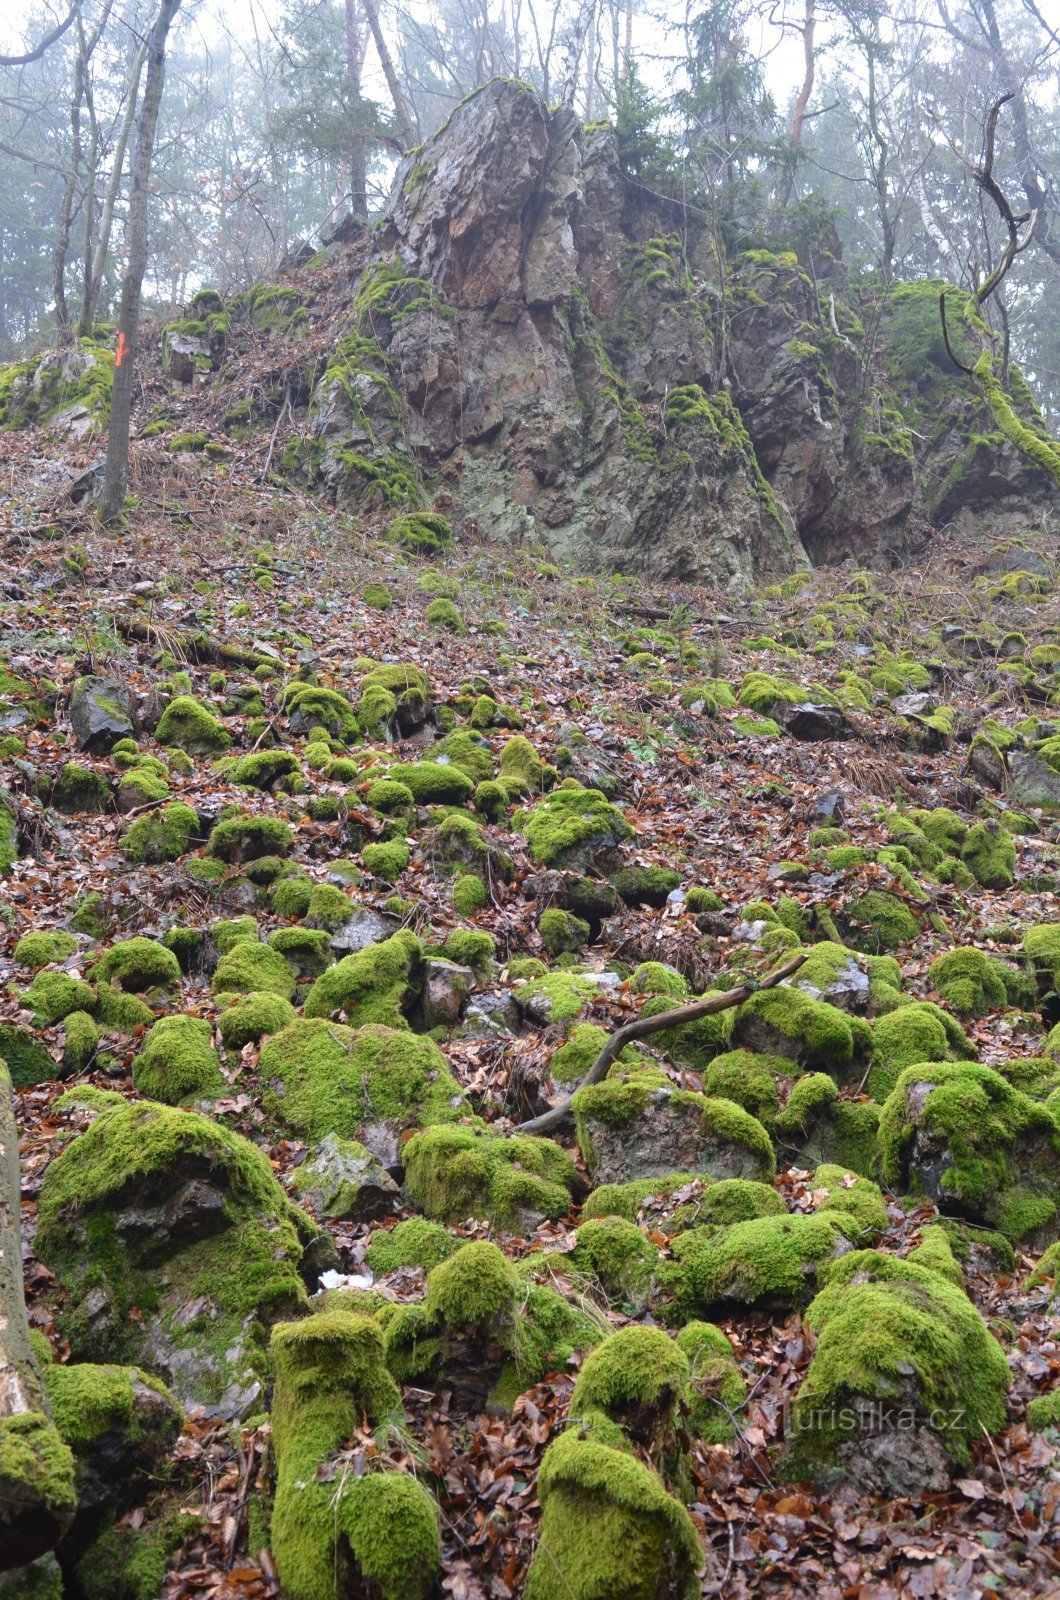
xmin=115 ymin=616 xmax=277 ymax=671
xmin=510 ymin=952 xmax=807 ymax=1136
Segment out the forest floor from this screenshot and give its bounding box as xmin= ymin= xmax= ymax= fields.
xmin=1 ymin=404 xmax=1059 ymax=1600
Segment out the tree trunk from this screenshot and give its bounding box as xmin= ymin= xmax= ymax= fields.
xmin=79 ymin=36 xmax=148 ymax=337
xmin=361 ymin=0 xmax=416 ymax=151
xmin=0 ymin=1061 xmax=77 ymax=1568
xmin=99 ymin=0 xmax=183 ymax=527
xmin=777 ymin=0 xmax=815 ymax=207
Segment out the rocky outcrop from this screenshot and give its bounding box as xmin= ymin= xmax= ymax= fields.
xmin=281 ymin=79 xmax=1057 ymax=584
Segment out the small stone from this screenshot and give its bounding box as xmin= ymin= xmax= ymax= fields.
xmin=69 ymin=676 xmax=135 ymax=752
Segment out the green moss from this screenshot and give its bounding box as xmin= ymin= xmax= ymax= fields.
xmin=270 ymin=1311 xmax=439 ymax=1600
xmin=89 ymin=938 xmax=180 ymax=993
xmin=0 ymin=1023 xmax=55 ymax=1087
xmin=702 ymin=1050 xmax=789 ymax=1127
xmin=665 ymin=1212 xmax=857 ymax=1318
xmin=731 ymin=985 xmax=861 ymax=1075
xmin=386 ymin=761 xmax=474 ymax=805
xmin=570 ymin=1324 xmax=689 ymax=1436
xmin=362 ymin=840 xmax=409 ymax=880
xmin=424 ymin=597 xmax=465 ymax=633
xmin=774 ymin=1073 xmax=880 ymax=1175
xmin=259 ymin=1019 xmax=465 ymax=1142
xmin=783 ymin=1250 xmax=1009 ymax=1482
xmin=133 ymin=1015 xmax=224 ymax=1104
xmin=539 ymin=907 xmax=590 ymax=955
xmin=272 ymin=876 xmax=313 ymax=918
xmin=37 ymin=1101 xmax=312 ymax=1376
xmin=218 ymin=992 xmax=297 ymax=1048
xmin=13 ymin=930 xmax=77 ymax=968
xmin=20 ymin=970 xmax=96 ymax=1026
xmin=868 ymin=1000 xmax=974 ymax=1100
xmin=960 ymin=821 xmax=1015 ymax=889
xmin=442 ymin=928 xmax=495 ymax=970
xmin=284 ymin=684 xmax=359 ymax=742
xmin=518 ymin=788 xmax=632 ymax=869
xmin=550 ymin=1023 xmax=608 ymax=1085
xmin=845 ymin=889 xmax=920 ymax=950
xmin=212 ymin=915 xmax=259 ymax=955
xmin=122 ymin=802 xmax=199 ymax=864
xmin=453 ymin=872 xmax=487 ymax=915
xmin=907 ymin=1224 xmax=964 ymax=1286
xmin=385 ymin=510 xmax=452 ymax=555
xmin=1027 ymin=1391 xmax=1060 ymax=1431
xmin=811 ymin=1163 xmax=888 ymax=1238
xmin=207 ymin=812 xmax=294 ymax=863
xmin=53 ymin=762 xmax=110 ymax=813
xmin=497 ymin=735 xmax=547 ymax=796
xmin=366 ymin=779 xmax=415 ymax=816
xmin=302 ymin=929 xmax=421 ymax=1023
xmin=677 ymin=1320 xmax=745 ymax=1444
xmin=525 ymin=1430 xmax=701 ymax=1600
xmin=94 ymin=985 xmax=155 ymax=1032
xmin=879 ymin=1061 xmax=1060 ymax=1239
xmin=212 ymin=939 xmax=296 ymax=1000
xmin=929 ymin=948 xmax=1023 ymax=1018
xmin=573 ymin=1076 xmax=775 ymax=1181
xmin=571 ymin=1216 xmax=659 ymax=1303
xmin=154 ymin=695 xmax=230 ymax=755
xmin=426 ymin=1239 xmax=516 ymax=1324
xmin=230 ymin=749 xmax=300 ymax=789
xmin=363 ymin=582 xmax=392 ymax=610
xmin=364 ymin=1218 xmax=459 ymax=1274
xmin=403 ymin=1123 xmax=575 ymax=1229
xmin=0 ymin=1412 xmax=77 ymax=1563
xmin=684 ymin=888 xmax=723 ymax=913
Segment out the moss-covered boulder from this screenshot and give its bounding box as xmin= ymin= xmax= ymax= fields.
xmin=302 ymin=929 xmax=421 ymax=1023
xmin=662 ymin=1212 xmax=858 ymax=1319
xmin=868 ymin=1001 xmax=975 ymax=1101
xmin=730 ymin=986 xmax=869 ymax=1079
xmin=132 ymin=1015 xmax=224 ymax=1104
xmin=569 ymin=1325 xmax=689 ymax=1457
xmin=207 ymin=812 xmax=294 ymax=863
xmin=403 ymin=1122 xmax=576 ymax=1231
xmin=259 ymin=1019 xmax=466 ymax=1161
xmin=212 ymin=939 xmax=297 ymax=1001
xmin=928 ymin=948 xmax=1027 ymax=1018
xmin=122 ymin=801 xmax=199 ymax=864
xmin=572 ymin=1069 xmax=774 ymax=1186
xmin=0 ymin=1021 xmax=58 ymax=1087
xmin=364 ymin=1217 xmax=458 ymax=1275
xmin=774 ymin=1074 xmax=881 ymax=1176
xmin=386 ymin=760 xmax=474 ymax=804
xmin=879 ymin=1062 xmax=1060 ymax=1241
xmin=36 ymin=1101 xmax=316 ymax=1414
xmin=960 ymin=821 xmax=1015 ymax=889
xmin=782 ymin=1252 xmax=1009 ymax=1492
xmin=518 ymin=786 xmax=633 ymax=871
xmin=810 ymin=1163 xmax=888 ymax=1239
xmin=524 ymin=1430 xmax=701 ymax=1600
xmin=154 ymin=695 xmax=230 ymax=755
xmin=45 ymin=1361 xmax=183 ymax=1529
xmin=583 ymin=1174 xmax=785 ymax=1231
xmin=270 ymin=1311 xmax=440 ymax=1600
xmin=677 ymin=1321 xmax=746 ymax=1445
xmin=570 ymin=1215 xmax=660 ymax=1306
xmin=88 ymin=937 xmax=181 ymax=993
xmin=290 ymin=1132 xmax=401 ymax=1221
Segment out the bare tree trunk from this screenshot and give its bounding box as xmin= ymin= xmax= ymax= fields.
xmin=84 ymin=35 xmax=149 ymax=320
xmin=777 ymin=0 xmax=815 ymax=207
xmin=100 ymin=0 xmax=183 ymax=527
xmin=624 ymin=0 xmax=633 ymax=81
xmin=52 ymin=22 xmax=87 ymax=340
xmin=362 ymin=0 xmax=416 ymax=150
xmin=0 ymin=1061 xmax=77 ymax=1568
xmin=344 ymin=0 xmax=368 ymax=220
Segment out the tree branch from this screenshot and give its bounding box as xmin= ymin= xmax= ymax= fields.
xmin=0 ymin=6 xmax=80 ymax=67
xmin=510 ymin=953 xmax=808 ymax=1137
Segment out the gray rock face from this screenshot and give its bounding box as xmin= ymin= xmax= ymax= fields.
xmin=421 ymin=958 xmax=473 ymax=1028
xmin=282 ymin=79 xmax=1057 ymax=580
xmin=580 ymin=1087 xmax=773 ymax=1186
xmin=330 ymin=904 xmax=399 ymax=955
xmin=69 ymin=675 xmax=135 ymax=752
xmin=1007 ymin=751 xmax=1060 ymax=811
xmin=293 ymin=1132 xmax=401 ymax=1221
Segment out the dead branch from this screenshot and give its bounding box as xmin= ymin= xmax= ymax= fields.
xmin=115 ymin=616 xmax=276 ymax=671
xmin=510 ymin=952 xmax=807 ymax=1137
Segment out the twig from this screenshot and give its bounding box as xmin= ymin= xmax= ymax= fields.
xmin=508 ymin=953 xmax=807 ymax=1136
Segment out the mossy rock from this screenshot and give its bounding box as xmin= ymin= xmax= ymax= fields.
xmin=154 ymin=696 xmax=230 ymax=755
xmin=13 ymin=930 xmax=78 ymax=969
xmin=0 ymin=1021 xmax=58 ymax=1086
xmin=269 ymin=1311 xmax=440 ymax=1600
xmin=518 ymin=787 xmax=633 ymax=871
xmin=207 ymin=812 xmax=294 ymax=863
xmin=132 ymin=1015 xmax=224 ymax=1104
xmin=259 ymin=1019 xmax=466 ymax=1153
xmin=212 ymin=940 xmax=296 ymax=1001
xmin=782 ymin=1251 xmax=1009 ymax=1492
xmin=960 ymin=820 xmax=1015 ymax=890
xmin=217 ymin=992 xmax=297 ymax=1049
xmin=525 ymin=1430 xmax=701 ymax=1600
xmin=364 ymin=1217 xmax=459 ymax=1275
xmin=879 ymin=1061 xmax=1060 ymax=1240
xmin=868 ymin=1000 xmax=975 ymax=1101
xmin=570 ymin=1216 xmax=660 ymax=1305
xmin=122 ymin=802 xmax=199 ymax=864
xmin=35 ymin=1100 xmax=315 ymax=1408
xmin=774 ymin=1073 xmax=880 ymax=1176
xmin=572 ymin=1072 xmax=775 ymax=1186
xmin=730 ymin=986 xmax=868 ymax=1078
xmin=89 ymin=938 xmax=181 ymax=993
xmin=928 ymin=947 xmax=1027 ymax=1019
xmin=403 ymin=1122 xmax=575 ymax=1231
xmin=301 ymin=929 xmax=421 ymax=1024
xmin=662 ymin=1212 xmax=859 ymax=1319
